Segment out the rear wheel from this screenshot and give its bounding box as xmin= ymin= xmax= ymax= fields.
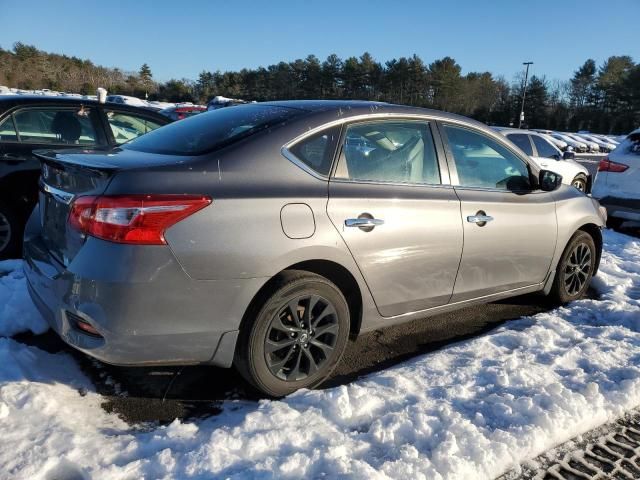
xmin=549 ymin=230 xmax=596 ymax=304
xmin=571 ymin=174 xmax=587 ymax=192
xmin=235 ymin=271 xmax=350 ymax=397
xmin=0 ymin=201 xmax=20 ymax=260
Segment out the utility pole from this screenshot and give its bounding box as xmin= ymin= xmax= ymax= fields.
xmin=518 ymin=61 xmax=533 ymax=128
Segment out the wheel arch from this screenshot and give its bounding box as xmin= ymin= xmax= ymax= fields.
xmin=577 ymin=222 xmax=603 ymax=275
xmin=238 ymin=259 xmax=364 ymax=341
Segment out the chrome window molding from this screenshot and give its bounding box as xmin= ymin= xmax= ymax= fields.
xmin=282 ymin=113 xmax=460 ymax=186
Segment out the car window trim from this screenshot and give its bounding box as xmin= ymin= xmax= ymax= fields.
xmin=7 ymin=105 xmax=105 ymax=147
xmin=531 ymin=133 xmax=560 ymax=159
xmin=282 ymin=113 xmax=455 ymax=184
xmin=329 ymin=117 xmax=448 ymax=187
xmin=280 ymin=124 xmax=342 ymax=180
xmin=437 ymin=121 xmax=536 ymax=194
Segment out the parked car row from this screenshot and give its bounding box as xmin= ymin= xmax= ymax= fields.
xmin=492 ymin=127 xmax=591 ymax=192
xmin=530 ymin=129 xmax=620 ymax=154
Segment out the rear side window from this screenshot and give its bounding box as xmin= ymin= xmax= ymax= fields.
xmin=0 ymin=116 xmax=18 ymax=141
xmin=105 ymin=111 xmax=164 ymax=145
xmin=531 ymin=134 xmax=559 ymax=158
xmin=10 ymin=108 xmax=99 ymax=145
xmin=288 ymin=126 xmax=340 ymax=176
xmin=124 ymin=104 xmax=303 ymax=155
xmin=334 ymin=120 xmax=441 ymax=185
xmin=506 ymin=133 xmax=533 ymax=156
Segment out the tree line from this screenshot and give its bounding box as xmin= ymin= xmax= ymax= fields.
xmin=1 ymin=43 xmax=638 ymax=134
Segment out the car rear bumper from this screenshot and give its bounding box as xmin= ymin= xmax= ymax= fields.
xmin=23 ymin=217 xmax=265 ymax=368
xmin=596 ymin=196 xmax=640 ymax=221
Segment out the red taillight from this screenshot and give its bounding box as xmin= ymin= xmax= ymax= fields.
xmin=69 ymin=194 xmax=212 ymax=245
xmin=598 ymin=158 xmax=629 ymax=172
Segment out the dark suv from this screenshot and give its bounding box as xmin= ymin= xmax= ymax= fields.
xmin=0 ymin=95 xmax=170 ymax=258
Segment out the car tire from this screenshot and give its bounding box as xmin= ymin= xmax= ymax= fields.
xmin=571 ymin=174 xmax=588 ymax=193
xmin=0 ymin=201 xmax=20 ymax=260
xmin=235 ymin=270 xmax=350 ymax=397
xmin=549 ymin=230 xmax=596 ymax=304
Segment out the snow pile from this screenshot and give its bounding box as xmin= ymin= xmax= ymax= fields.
xmin=0 ymin=230 xmax=639 ymax=479
xmin=0 ymin=261 xmax=48 ymax=337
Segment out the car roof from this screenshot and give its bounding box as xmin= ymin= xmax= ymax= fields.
xmin=491 ymin=127 xmax=545 ymax=137
xmin=0 ymin=94 xmax=169 ymax=120
xmin=256 ymin=100 xmax=489 ymax=129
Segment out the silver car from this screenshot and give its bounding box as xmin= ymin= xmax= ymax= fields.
xmin=24 ymin=101 xmax=606 ymax=397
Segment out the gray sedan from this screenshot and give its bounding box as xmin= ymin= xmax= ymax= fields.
xmin=24 ymin=101 xmax=606 ymax=396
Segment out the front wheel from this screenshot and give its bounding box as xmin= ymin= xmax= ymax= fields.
xmin=571 ymin=174 xmax=588 ymax=193
xmin=548 ymin=231 xmax=596 ymax=304
xmin=235 ymin=271 xmax=350 ymax=397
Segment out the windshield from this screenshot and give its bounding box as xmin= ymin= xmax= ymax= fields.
xmin=123 ymin=104 xmax=303 ymax=155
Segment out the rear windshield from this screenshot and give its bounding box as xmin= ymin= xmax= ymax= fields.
xmin=123 ymin=104 xmax=303 ymax=155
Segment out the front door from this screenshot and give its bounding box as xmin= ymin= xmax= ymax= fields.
xmin=327 ymin=119 xmax=463 ymax=317
xmin=440 ymin=123 xmax=557 ymax=302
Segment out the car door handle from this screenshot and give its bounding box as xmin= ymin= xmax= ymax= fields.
xmin=467 ymin=211 xmax=494 ymax=226
xmin=345 ymin=218 xmax=384 ymax=228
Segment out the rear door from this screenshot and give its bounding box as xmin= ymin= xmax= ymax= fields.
xmin=440 ymin=123 xmax=557 ymax=301
xmin=326 ymin=118 xmax=463 ymax=317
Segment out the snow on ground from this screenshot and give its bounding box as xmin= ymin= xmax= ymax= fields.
xmin=0 ymin=230 xmax=639 ymax=480
xmin=0 ymin=261 xmax=47 ymax=337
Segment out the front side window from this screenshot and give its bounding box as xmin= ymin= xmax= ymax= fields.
xmin=531 ymin=134 xmax=559 ymax=158
xmin=11 ymin=108 xmax=98 ymax=145
xmin=288 ymin=126 xmax=340 ymax=176
xmin=334 ymin=120 xmax=440 ymax=185
xmin=444 ymin=125 xmax=530 ymax=191
xmin=506 ymin=133 xmax=533 ymax=156
xmin=105 ymin=111 xmax=164 ymax=145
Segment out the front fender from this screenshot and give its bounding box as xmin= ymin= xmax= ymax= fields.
xmin=547 ymin=186 xmax=605 ymax=283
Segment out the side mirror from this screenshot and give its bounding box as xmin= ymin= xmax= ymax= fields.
xmin=563 ymin=151 xmax=575 ymax=160
xmin=539 ymin=170 xmax=563 ymax=191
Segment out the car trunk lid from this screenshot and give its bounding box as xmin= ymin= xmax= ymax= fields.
xmin=36 ymin=151 xmax=116 ymax=265
xmin=34 ymin=148 xmax=201 ymax=265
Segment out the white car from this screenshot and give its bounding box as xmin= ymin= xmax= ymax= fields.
xmin=592 ymin=128 xmax=640 ymax=228
xmin=564 ymin=133 xmax=600 ymax=153
xmin=495 ymin=128 xmax=591 ymax=192
xmin=540 ymin=132 xmax=568 ymax=151
xmin=551 ymin=133 xmax=588 ymax=153
xmin=577 ymin=133 xmax=616 ymax=153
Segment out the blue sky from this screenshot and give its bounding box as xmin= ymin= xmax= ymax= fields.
xmin=1 ymin=0 xmax=638 ymax=83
